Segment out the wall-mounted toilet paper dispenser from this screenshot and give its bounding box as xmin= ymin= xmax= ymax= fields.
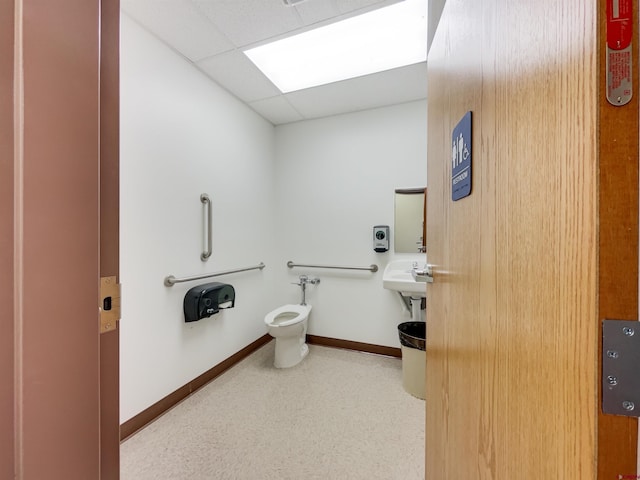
xmin=183 ymin=282 xmax=235 ymax=322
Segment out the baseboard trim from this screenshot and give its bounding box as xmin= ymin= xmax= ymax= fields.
xmin=306 ymin=334 xmax=401 ymax=358
xmin=119 ymin=333 xmax=272 ymax=441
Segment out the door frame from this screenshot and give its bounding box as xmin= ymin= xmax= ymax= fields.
xmin=100 ymin=0 xmax=121 ymax=478
xmin=597 ymin=0 xmax=640 ymax=476
xmin=3 ymin=1 xmax=121 ymax=478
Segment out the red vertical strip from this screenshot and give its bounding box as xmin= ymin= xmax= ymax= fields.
xmin=607 ymin=0 xmax=633 ymax=48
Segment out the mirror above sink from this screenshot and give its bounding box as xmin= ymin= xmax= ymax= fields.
xmin=394 ymin=188 xmax=426 ymax=253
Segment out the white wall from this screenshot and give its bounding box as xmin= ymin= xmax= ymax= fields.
xmin=120 ymin=14 xmax=427 ymax=423
xmin=274 ymin=102 xmax=427 ymax=347
xmin=120 ymin=15 xmax=277 ymax=422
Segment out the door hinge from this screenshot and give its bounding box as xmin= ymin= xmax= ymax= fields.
xmin=100 ymin=276 xmax=121 ymax=334
xmin=602 ymin=319 xmax=640 ymax=417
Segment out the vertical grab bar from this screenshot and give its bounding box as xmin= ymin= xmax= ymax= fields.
xmin=201 ymin=193 xmax=212 ymax=261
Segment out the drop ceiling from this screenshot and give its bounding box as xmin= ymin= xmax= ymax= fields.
xmin=120 ymin=0 xmax=428 ymax=125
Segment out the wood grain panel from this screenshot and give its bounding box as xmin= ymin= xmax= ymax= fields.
xmin=597 ymin=0 xmax=639 ymax=477
xmin=426 ymin=0 xmax=599 ymax=478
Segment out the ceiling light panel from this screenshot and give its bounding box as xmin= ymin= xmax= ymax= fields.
xmin=244 ymin=0 xmax=427 ymax=93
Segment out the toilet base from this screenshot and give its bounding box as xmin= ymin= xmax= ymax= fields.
xmin=273 ymin=336 xmax=308 ymax=368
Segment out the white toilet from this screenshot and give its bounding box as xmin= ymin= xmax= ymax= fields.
xmin=264 ymin=304 xmax=312 ymax=368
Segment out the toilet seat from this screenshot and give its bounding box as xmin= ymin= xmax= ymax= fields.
xmin=264 ymin=304 xmax=311 ymax=328
xmin=264 ymin=304 xmax=312 ymax=368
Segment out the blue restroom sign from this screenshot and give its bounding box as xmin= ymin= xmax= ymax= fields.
xmin=451 ymin=111 xmax=472 ymax=201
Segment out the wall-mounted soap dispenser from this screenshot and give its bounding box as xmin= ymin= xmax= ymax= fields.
xmin=373 ymin=225 xmax=390 ymax=252
xmin=183 ymin=282 xmax=235 ymax=322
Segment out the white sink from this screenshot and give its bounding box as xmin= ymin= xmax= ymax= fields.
xmin=382 ymin=260 xmax=427 ymax=297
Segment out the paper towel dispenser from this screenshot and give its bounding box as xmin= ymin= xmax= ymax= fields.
xmin=183 ymin=282 xmax=235 ymax=322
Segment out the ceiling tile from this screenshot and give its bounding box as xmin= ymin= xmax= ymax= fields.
xmin=335 ymin=0 xmax=400 ymax=15
xmin=197 ymin=51 xmax=282 ymax=103
xmin=121 ymin=0 xmax=428 ymax=123
xmin=293 ymin=0 xmax=340 ymax=25
xmin=121 ymin=0 xmax=234 ymax=61
xmin=249 ymin=96 xmax=304 ymax=125
xmin=292 ymin=0 xmax=402 ymax=30
xmin=284 ymin=63 xmax=427 ymax=119
xmin=193 ymin=0 xmax=304 ymax=47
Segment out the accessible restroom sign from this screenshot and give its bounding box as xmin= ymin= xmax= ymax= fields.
xmin=451 ymin=111 xmax=472 ymax=201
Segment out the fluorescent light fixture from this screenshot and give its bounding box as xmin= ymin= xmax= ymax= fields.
xmin=244 ymin=0 xmax=427 ymax=93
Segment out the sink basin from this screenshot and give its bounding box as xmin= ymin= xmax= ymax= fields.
xmin=382 ymin=260 xmax=428 ymax=297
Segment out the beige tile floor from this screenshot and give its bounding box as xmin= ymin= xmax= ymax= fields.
xmin=121 ymin=341 xmax=425 ymax=480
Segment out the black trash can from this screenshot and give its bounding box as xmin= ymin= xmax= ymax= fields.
xmin=398 ymin=322 xmax=426 ymax=399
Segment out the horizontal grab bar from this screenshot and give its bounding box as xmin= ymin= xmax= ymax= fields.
xmin=287 ymin=260 xmax=378 ymax=273
xmin=164 ymin=262 xmax=265 ymax=287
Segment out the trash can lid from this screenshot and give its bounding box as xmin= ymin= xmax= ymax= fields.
xmin=398 ymin=321 xmax=426 ymax=351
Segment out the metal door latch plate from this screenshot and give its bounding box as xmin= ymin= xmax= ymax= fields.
xmin=100 ymin=276 xmax=121 ymax=334
xmin=602 ymin=319 xmax=640 ymax=417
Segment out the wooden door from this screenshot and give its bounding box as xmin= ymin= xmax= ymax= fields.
xmin=425 ymin=0 xmax=638 ymax=478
